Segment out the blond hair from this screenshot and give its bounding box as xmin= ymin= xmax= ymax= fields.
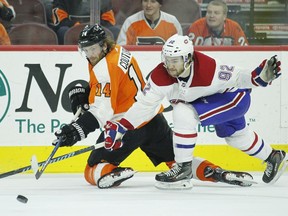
xmin=103 ymin=36 xmax=116 ymax=53
xmin=208 ymin=0 xmax=228 ymax=15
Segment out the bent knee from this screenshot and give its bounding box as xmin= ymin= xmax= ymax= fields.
xmin=84 ymin=163 xmax=117 ymax=185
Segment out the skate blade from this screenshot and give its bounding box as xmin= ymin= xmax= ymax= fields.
xmin=155 ymin=179 xmax=193 ymax=190
xmin=226 ymin=174 xmax=258 ymax=186
xmin=267 ymin=155 xmax=288 ymax=185
xmin=97 ymin=170 xmax=137 ymax=189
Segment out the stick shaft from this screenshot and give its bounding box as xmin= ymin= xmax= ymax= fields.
xmin=34 ymin=107 xmax=83 ymax=179
xmin=35 ymin=138 xmax=62 ymax=179
xmin=0 ymin=142 xmax=104 ymax=179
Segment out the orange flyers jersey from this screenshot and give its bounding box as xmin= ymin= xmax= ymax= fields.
xmin=117 ymin=10 xmax=183 ymax=45
xmin=52 ymin=0 xmax=115 ymax=27
xmin=0 ymin=0 xmax=11 ymax=7
xmin=188 ymin=18 xmax=248 ymax=46
xmin=0 ymin=23 xmax=10 ymax=45
xmin=87 ymin=45 xmax=146 ymax=128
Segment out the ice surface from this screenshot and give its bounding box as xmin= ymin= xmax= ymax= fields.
xmin=1 ymin=172 xmax=287 ymax=216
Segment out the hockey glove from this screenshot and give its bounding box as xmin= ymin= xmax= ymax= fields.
xmin=53 ymin=122 xmax=87 ymax=147
xmin=104 ymin=121 xmax=127 ymax=151
xmin=252 ymin=55 xmax=281 ymax=87
xmin=69 ymin=85 xmax=90 ymax=115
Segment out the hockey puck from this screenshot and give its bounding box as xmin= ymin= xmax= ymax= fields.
xmin=16 ymin=195 xmax=28 ymax=204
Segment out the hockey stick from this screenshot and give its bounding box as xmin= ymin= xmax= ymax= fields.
xmin=31 ymin=107 xmax=82 ymax=179
xmin=0 ymin=142 xmax=104 ymax=179
xmin=31 ymin=138 xmax=62 ymax=179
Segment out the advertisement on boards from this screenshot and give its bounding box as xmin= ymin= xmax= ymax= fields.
xmin=0 ymin=47 xmax=287 ymax=147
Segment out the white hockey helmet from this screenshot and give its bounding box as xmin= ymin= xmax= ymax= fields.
xmin=162 ymin=34 xmax=193 ymax=74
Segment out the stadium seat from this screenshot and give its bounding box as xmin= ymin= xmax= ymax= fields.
xmin=8 ymin=0 xmax=47 ymax=25
xmin=9 ymin=23 xmax=58 ymax=45
xmin=64 ymin=24 xmax=115 ymax=45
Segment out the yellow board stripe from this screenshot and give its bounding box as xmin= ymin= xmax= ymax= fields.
xmin=0 ymin=145 xmax=287 ymax=174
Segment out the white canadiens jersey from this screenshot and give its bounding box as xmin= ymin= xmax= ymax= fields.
xmin=123 ymin=51 xmax=256 ymax=128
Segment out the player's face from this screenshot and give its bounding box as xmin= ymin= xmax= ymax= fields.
xmin=142 ymin=0 xmax=161 ymax=18
xmin=81 ymin=43 xmax=103 ymax=66
xmin=206 ymin=5 xmax=226 ymax=30
xmin=164 ymin=56 xmax=185 ymax=78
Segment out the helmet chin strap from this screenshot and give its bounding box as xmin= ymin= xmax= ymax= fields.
xmin=178 ymin=61 xmax=192 ymax=79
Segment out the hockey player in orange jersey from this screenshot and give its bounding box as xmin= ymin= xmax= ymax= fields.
xmin=117 ymin=0 xmax=182 ymax=45
xmin=53 ymin=24 xmax=254 ymax=189
xmin=188 ymin=0 xmax=248 ymax=46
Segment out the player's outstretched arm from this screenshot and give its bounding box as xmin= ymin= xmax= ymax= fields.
xmin=251 ymin=55 xmax=281 ymax=87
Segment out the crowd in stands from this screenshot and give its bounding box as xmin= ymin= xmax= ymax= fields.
xmin=0 ymin=0 xmax=287 ymax=45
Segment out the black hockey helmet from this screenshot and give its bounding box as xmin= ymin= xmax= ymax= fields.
xmin=78 ymin=24 xmax=106 ymax=48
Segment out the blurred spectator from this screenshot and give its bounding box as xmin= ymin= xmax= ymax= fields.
xmin=0 ymin=22 xmax=10 ymax=44
xmin=0 ymin=0 xmax=14 ymax=44
xmin=188 ymin=0 xmax=248 ymax=46
xmin=117 ymin=0 xmax=182 ymax=45
xmin=52 ymin=0 xmax=119 ymax=44
xmin=0 ymin=0 xmax=15 ymax=22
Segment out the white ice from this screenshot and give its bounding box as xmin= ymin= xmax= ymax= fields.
xmin=1 ymin=172 xmax=287 ymax=216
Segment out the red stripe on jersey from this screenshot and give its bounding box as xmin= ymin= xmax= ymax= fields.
xmin=151 ymin=63 xmax=177 ymax=86
xmin=191 ymin=51 xmax=216 ymax=87
xmin=174 ymin=132 xmax=197 ymax=138
xmin=119 ymin=118 xmax=135 ymax=130
xmin=242 ymin=132 xmax=258 ymax=152
xmin=199 ymin=91 xmax=245 ymax=121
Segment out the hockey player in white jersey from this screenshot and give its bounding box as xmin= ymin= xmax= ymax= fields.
xmin=104 ymin=34 xmax=287 ymax=189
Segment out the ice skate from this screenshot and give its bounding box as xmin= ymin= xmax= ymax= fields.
xmin=155 ymin=161 xmax=193 ymax=190
xmin=262 ymin=150 xmax=288 ymax=184
xmin=97 ymin=167 xmax=136 ymax=189
xmin=205 ymin=167 xmax=256 ymax=187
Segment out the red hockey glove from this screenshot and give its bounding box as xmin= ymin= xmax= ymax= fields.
xmin=104 ymin=121 xmax=127 ymax=151
xmin=251 ymin=55 xmax=281 ymax=87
